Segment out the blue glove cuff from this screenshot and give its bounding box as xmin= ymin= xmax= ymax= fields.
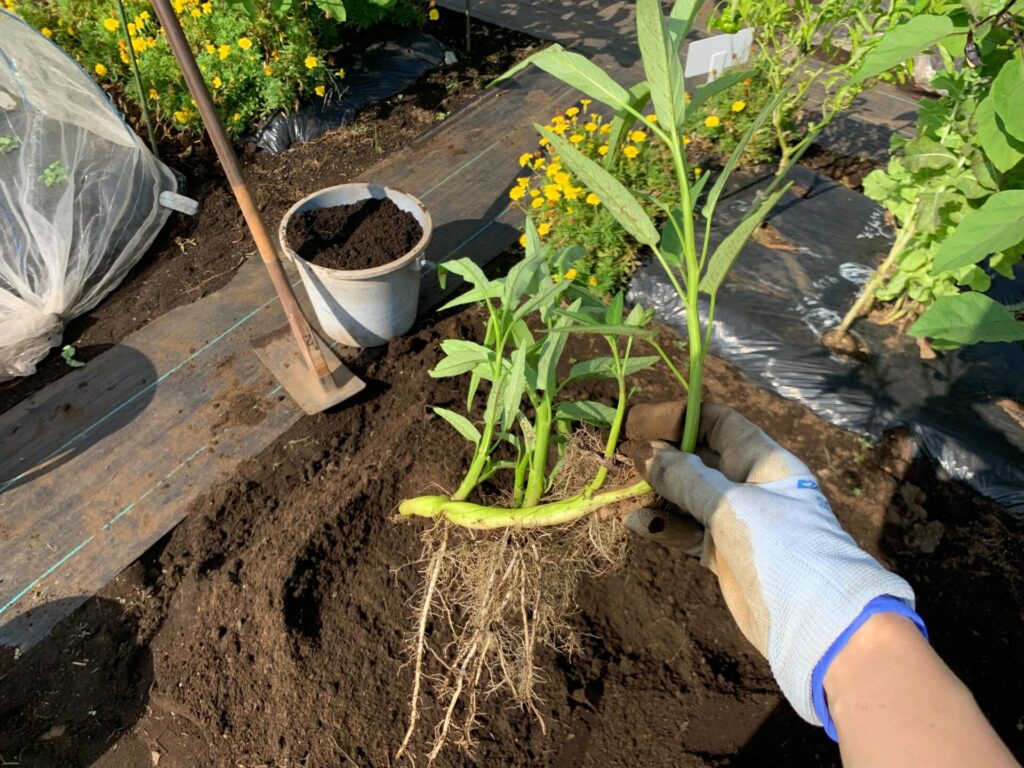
xmin=811 ymin=594 xmax=928 ymax=742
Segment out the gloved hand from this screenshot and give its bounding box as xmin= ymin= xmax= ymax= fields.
xmin=623 ymin=401 xmax=924 ymax=736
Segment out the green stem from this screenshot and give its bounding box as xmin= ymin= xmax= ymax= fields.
xmin=650 ymin=338 xmax=689 ymax=391
xmin=523 ymin=397 xmax=552 ymax=507
xmin=115 ymin=0 xmax=159 ymax=158
xmin=400 ymin=480 xmax=653 ymax=530
xmin=587 ymin=342 xmax=629 ymax=495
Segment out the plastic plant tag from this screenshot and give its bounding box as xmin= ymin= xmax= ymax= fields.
xmin=684 ymin=29 xmax=753 ymax=81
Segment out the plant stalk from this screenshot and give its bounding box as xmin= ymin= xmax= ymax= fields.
xmin=523 ymin=397 xmax=552 ymax=506
xmin=115 ymin=0 xmax=159 ymax=158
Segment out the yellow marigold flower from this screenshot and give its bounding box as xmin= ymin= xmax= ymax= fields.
xmin=516 ymin=176 xmax=530 ymax=187
xmin=206 ymin=42 xmax=217 ymax=54
xmin=518 ymin=152 xmax=533 ymax=167
xmin=315 ymin=85 xmax=326 ymax=97
xmin=337 ymin=68 xmax=345 ymax=79
xmin=684 ymin=91 xmax=692 ymax=102
xmin=584 ymin=121 xmax=598 ymax=132
xmin=232 ymin=112 xmax=241 ymax=122
xmin=552 ymin=123 xmax=568 ymax=135
xmin=563 ymin=186 xmax=581 ymax=201
xmin=566 ymin=106 xmax=580 ymax=117
xmin=94 ymin=63 xmax=107 ymax=76
xmin=148 ymin=88 xmax=160 ymax=100
xmin=551 ymin=115 xmax=566 ymax=125
xmin=174 ymin=109 xmax=190 ymax=122
xmin=683 ymin=135 xmax=692 ymax=145
xmin=704 ymin=115 xmax=721 ymax=128
xmin=630 ymin=130 xmax=647 ymax=142
xmin=694 ymin=167 xmax=703 ymax=177
xmin=531 ymin=197 xmax=544 ymax=209
xmin=509 ymin=186 xmax=526 ymax=201
xmin=545 ymin=162 xmax=561 ymax=177
xmin=212 ymin=75 xmax=222 ymax=89
xmin=538 ymin=136 xmax=549 ymax=147
xmin=646 ymin=114 xmax=658 ymax=123
xmin=569 ymin=134 xmax=584 ymax=144
xmin=599 ymin=123 xmax=611 ymax=134
xmin=202 ymin=1 xmax=212 ymax=12
xmin=586 ymin=192 xmax=600 ymax=206
xmin=623 ymin=145 xmax=639 ymax=159
xmin=305 ymin=55 xmax=318 ymax=69
xmin=140 ymin=10 xmax=150 ymax=20
xmin=743 ymin=78 xmax=752 ymax=86
xmin=564 ymin=268 xmax=578 ymax=280
xmin=238 ymin=37 xmax=253 ymax=50
xmin=543 ymin=184 xmax=562 ymax=202
xmin=554 ymin=171 xmax=570 ymax=187
xmin=120 ymin=49 xmax=130 ymax=63
xmin=191 ymin=7 xmax=201 ymax=17
xmin=580 ymin=98 xmax=592 ymax=106
xmin=731 ymin=99 xmax=746 ymax=113
xmin=598 ymin=145 xmax=609 ymax=156
xmin=41 ymin=27 xmax=52 ymax=38
xmin=103 ymin=18 xmax=119 ymax=32
xmin=219 ymin=44 xmax=231 ymax=60
xmin=127 ymin=22 xmax=136 ymax=35
xmin=529 ymin=188 xmax=540 ymax=197
xmin=518 ymin=233 xmax=527 ymax=247
xmin=146 ymin=36 xmax=156 ymax=49
xmin=132 ymin=37 xmax=146 ymax=53
xmin=428 ymin=7 xmax=439 ymax=20
xmin=538 ymin=222 xmax=552 ymax=236
xmin=264 ymin=65 xmax=273 ymax=75
xmin=533 ymin=158 xmax=546 ymax=170
xmin=588 ymin=275 xmax=599 ymax=287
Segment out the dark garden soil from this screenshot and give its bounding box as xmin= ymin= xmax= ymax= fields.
xmin=2 ymin=291 xmax=1021 ymax=767
xmin=0 ymin=10 xmax=538 ymax=414
xmin=288 ymin=198 xmax=423 ymax=270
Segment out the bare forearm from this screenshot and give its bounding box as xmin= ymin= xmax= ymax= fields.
xmin=824 ymin=613 xmax=1018 ymax=768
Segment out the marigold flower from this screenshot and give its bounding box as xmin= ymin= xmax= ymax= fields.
xmin=552 ymin=123 xmax=568 ymax=135
xmin=545 ymin=162 xmax=561 ymax=177
xmin=509 ymin=186 xmax=526 ymax=201
xmin=554 ymin=172 xmax=570 ymax=187
xmin=315 ymin=85 xmax=326 ymax=97
xmin=191 ymin=7 xmax=201 ymax=17
xmin=551 ymin=115 xmax=566 ymax=125
xmin=543 ymin=184 xmax=562 ymax=202
xmin=630 ymin=130 xmax=647 ymax=143
xmin=94 ymin=63 xmax=107 ymax=76
xmin=428 ymin=7 xmax=439 ymax=20
xmin=683 ymin=135 xmax=692 ymax=145
xmin=202 ymin=1 xmax=212 ymax=12
xmin=219 ymin=44 xmax=231 ymax=60
xmin=519 ymin=233 xmax=527 ymax=247
xmin=212 ymin=75 xmax=222 ymax=89
xmin=588 ymin=275 xmax=599 ymax=287
xmin=103 ymin=18 xmax=119 ymax=32
xmin=598 ymin=145 xmax=609 ymax=156
xmin=516 ymin=176 xmax=530 ymax=187
xmin=206 ymin=42 xmax=217 ymax=54
xmin=584 ymin=122 xmax=598 ymax=132
xmin=41 ymin=27 xmax=52 ymax=38
xmin=684 ymin=91 xmax=692 ymax=102
xmin=599 ymin=123 xmax=611 ymax=134
xmin=564 ymin=268 xmax=578 ymax=280
xmin=174 ymin=109 xmax=190 ymax=122
xmin=232 ymin=112 xmax=242 ymax=121
xmin=694 ymin=167 xmax=703 ymax=177
xmin=566 ymin=106 xmax=580 ymax=117
xmin=586 ymin=192 xmax=600 ymax=206
xmin=563 ymin=186 xmax=581 ymax=201
xmin=529 ymin=189 xmax=540 ymax=197
xmin=337 ymin=68 xmax=346 ymax=79
xmin=148 ymin=88 xmax=160 ymax=100
xmin=238 ymin=37 xmax=253 ymax=50
xmin=731 ymin=99 xmax=746 ymax=113
xmin=623 ymin=145 xmax=639 ymax=159
xmin=646 ymin=114 xmax=658 ymax=123
xmin=531 ymin=197 xmax=544 ymax=209
xmin=569 ymin=134 xmax=584 ymax=144
xmin=538 ymin=222 xmax=552 ymax=236
xmin=264 ymin=65 xmax=273 ymax=75
xmin=538 ymin=137 xmax=549 ymax=147
xmin=580 ymin=98 xmax=592 ymax=107
xmin=304 ymin=55 xmax=318 ymax=69
xmin=704 ymin=115 xmax=720 ymax=128
xmin=132 ymin=37 xmax=146 ymax=53
xmin=533 ymin=158 xmax=546 ymax=170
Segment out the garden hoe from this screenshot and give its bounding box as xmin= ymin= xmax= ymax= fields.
xmin=151 ymin=0 xmax=364 ymax=414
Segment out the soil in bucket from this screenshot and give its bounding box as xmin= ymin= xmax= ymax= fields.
xmin=288 ymin=197 xmax=422 ymax=270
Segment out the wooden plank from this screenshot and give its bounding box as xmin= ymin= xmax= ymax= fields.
xmin=0 ymin=63 xmax=600 ymax=651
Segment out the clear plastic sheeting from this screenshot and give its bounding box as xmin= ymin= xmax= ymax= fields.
xmin=628 ymin=165 xmax=1024 ymax=518
xmin=252 ymin=30 xmax=447 ymax=154
xmin=0 ymin=11 xmax=175 ymax=380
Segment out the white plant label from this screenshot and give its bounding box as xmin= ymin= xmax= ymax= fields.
xmin=685 ymin=29 xmax=753 ymax=81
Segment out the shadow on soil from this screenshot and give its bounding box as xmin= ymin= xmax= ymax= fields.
xmin=0 ymin=597 xmax=153 ymax=768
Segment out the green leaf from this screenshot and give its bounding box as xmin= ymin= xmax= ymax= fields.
xmin=914 ymin=188 xmax=957 ymax=234
xmin=226 ymin=0 xmax=256 ymax=17
xmin=270 ymin=0 xmax=294 ymax=12
xmin=556 ymin=400 xmax=618 ymax=428
xmin=659 ymin=206 xmax=686 ymax=268
xmin=976 ymin=95 xmax=1024 ymax=174
xmin=502 ymin=345 xmax=528 ymax=431
xmin=512 ymin=275 xmax=571 ymax=321
xmin=430 ymin=340 xmax=494 ymax=378
xmin=605 ymin=82 xmax=652 ymax=169
xmin=493 ymin=44 xmax=630 ymax=111
xmin=700 ymin=185 xmax=791 ymax=295
xmin=901 ymin=136 xmax=957 ymax=171
xmin=537 ymin=299 xmax=578 ymax=391
xmin=438 ymin=282 xmax=503 ymax=311
xmin=909 ymin=293 xmax=1024 ymax=345
xmin=932 ymin=190 xmax=1024 ymax=274
xmin=637 ymin=0 xmax=687 ymax=129
xmin=992 ymin=53 xmax=1024 ymax=143
xmin=438 ymin=257 xmax=492 ymax=293
xmin=668 ymin=0 xmax=702 ymax=49
xmin=313 ymin=0 xmax=346 ymax=21
xmin=605 ymin=292 xmax=624 ymax=325
xmin=548 ymin=323 xmax=655 ymax=337
xmin=565 ymin=355 xmax=660 ymax=385
xmin=990 ymin=251 xmax=1020 ymax=279
xmin=432 ymin=407 xmax=481 ymax=445
xmin=538 ymin=126 xmax=659 ymax=246
xmin=850 ymin=15 xmax=957 ymax=85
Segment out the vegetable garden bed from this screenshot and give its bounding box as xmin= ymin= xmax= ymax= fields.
xmin=1 ymin=280 xmax=1021 ymax=766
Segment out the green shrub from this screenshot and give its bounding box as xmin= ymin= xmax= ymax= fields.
xmin=8 ymin=0 xmax=428 ymax=138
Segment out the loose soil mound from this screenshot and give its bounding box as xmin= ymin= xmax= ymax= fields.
xmin=288 ymin=198 xmax=422 ymax=270
xmin=2 ymin=299 xmax=1021 ymax=768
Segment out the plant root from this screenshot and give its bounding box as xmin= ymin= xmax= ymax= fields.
xmin=398 ymin=432 xmax=648 ymax=761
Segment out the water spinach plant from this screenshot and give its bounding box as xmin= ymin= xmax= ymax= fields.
xmin=396 ymin=0 xmax=805 ymax=757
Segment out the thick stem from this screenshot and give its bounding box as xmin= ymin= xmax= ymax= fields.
xmin=587 ymin=363 xmax=627 ymax=495
xmin=834 ymin=212 xmax=918 ymax=339
xmin=400 ymin=480 xmax=653 ymax=530
xmin=116 ymin=0 xmax=159 ymax=157
xmin=523 ymin=397 xmax=552 ymax=506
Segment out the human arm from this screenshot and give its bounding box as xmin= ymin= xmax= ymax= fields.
xmin=624 ymin=402 xmax=1018 ymax=767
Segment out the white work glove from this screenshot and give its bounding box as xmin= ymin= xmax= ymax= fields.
xmin=623 ymin=402 xmax=922 ymax=732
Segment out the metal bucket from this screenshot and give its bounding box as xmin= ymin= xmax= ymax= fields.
xmin=279 ymin=183 xmax=432 ymax=347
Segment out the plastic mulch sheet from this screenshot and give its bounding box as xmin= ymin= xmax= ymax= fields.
xmin=252 ymin=30 xmax=447 ymax=154
xmin=628 ymin=164 xmax=1024 ymax=518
